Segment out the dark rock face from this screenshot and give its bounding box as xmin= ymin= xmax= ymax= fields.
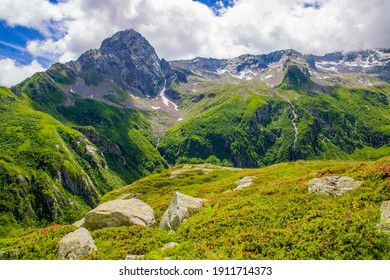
xmin=75 ymin=127 xmax=124 ymax=159
xmin=68 ymin=29 xmax=168 ymax=97
xmin=307 ymin=49 xmax=390 ymax=74
xmin=57 ymin=165 xmax=99 ymax=207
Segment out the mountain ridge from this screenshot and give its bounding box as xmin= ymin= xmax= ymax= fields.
xmin=1 ymin=28 xmax=389 ymax=232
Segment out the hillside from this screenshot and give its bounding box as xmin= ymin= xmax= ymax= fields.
xmin=1 ymin=156 xmax=389 ymax=259
xmin=0 ymin=29 xmax=389 ymax=257
xmin=0 ymin=87 xmax=125 ymax=235
xmin=159 ymin=80 xmax=390 ymax=167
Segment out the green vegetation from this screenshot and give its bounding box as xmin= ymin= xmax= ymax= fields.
xmin=1 ymin=46 xmax=390 ymax=260
xmin=159 ymin=82 xmax=390 ymax=167
xmin=0 ymin=87 xmax=124 ymax=234
xmin=11 ymin=71 xmax=168 ymax=183
xmin=57 ymin=98 xmax=168 ymax=182
xmin=1 ymin=157 xmax=389 ymax=259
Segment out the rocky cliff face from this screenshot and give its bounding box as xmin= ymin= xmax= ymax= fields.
xmin=66 ymin=29 xmax=168 ymax=97
xmin=170 ymin=48 xmax=390 ymax=87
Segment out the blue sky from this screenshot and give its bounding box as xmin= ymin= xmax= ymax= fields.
xmin=0 ymin=21 xmax=46 ymax=65
xmin=0 ymin=0 xmax=229 ymax=68
xmin=0 ymin=0 xmax=389 ymax=87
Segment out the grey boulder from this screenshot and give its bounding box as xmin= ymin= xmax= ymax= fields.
xmin=234 ymin=176 xmax=256 ymax=191
xmin=58 ymin=228 xmax=97 ymax=260
xmin=308 ymin=176 xmax=362 ymax=196
xmin=84 ymin=198 xmax=156 ymax=230
xmin=160 ymin=192 xmax=204 ymax=230
xmin=73 ymin=218 xmax=85 ymax=228
xmin=161 ymin=242 xmax=179 ymax=252
xmin=377 ymin=200 xmax=390 ymax=234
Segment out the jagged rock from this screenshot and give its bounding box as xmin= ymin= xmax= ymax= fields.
xmin=58 ymin=228 xmax=97 ymax=260
xmin=161 ymin=242 xmax=179 ymax=252
xmin=234 ymin=176 xmax=256 ymax=191
xmin=69 ymin=29 xmax=167 ymax=97
xmin=75 ymin=127 xmax=124 ymax=166
xmin=308 ymin=176 xmax=362 ymax=196
xmin=125 ymin=254 xmax=145 ymax=260
xmin=57 ymin=165 xmax=99 ymax=207
xmin=84 ymin=198 xmax=156 ymax=230
xmin=73 ymin=218 xmax=85 ymax=228
xmin=160 ymin=192 xmax=204 ymax=230
xmin=377 ymin=200 xmax=390 ymax=234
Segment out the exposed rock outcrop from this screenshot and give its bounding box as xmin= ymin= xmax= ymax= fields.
xmin=377 ymin=200 xmax=390 ymax=234
xmin=84 ymin=198 xmax=156 ymax=230
xmin=68 ymin=29 xmax=167 ymax=97
xmin=75 ymin=127 xmax=124 ymax=165
xmin=160 ymin=192 xmax=204 ymax=230
xmin=57 ymin=165 xmax=99 ymax=207
xmin=308 ymin=176 xmax=362 ymax=196
xmin=73 ymin=218 xmax=85 ymax=228
xmin=234 ymin=176 xmax=256 ymax=191
xmin=58 ymin=228 xmax=97 ymax=260
xmin=125 ymin=254 xmax=145 ymax=260
xmin=161 ymin=242 xmax=179 ymax=252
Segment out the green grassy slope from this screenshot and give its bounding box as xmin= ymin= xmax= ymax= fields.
xmin=0 ymin=87 xmax=124 ymax=235
xmin=1 ymin=156 xmax=389 ymax=259
xmin=11 ymin=72 xmax=169 ymax=183
xmin=159 ymin=82 xmax=390 ymax=167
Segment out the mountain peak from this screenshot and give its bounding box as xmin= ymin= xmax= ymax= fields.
xmin=100 ymin=29 xmax=147 ymax=55
xmin=68 ymin=28 xmax=167 ymax=97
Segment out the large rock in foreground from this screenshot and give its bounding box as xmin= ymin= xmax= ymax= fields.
xmin=58 ymin=228 xmax=97 ymax=260
xmin=84 ymin=198 xmax=156 ymax=230
xmin=377 ymin=200 xmax=390 ymax=234
xmin=160 ymin=192 xmax=204 ymax=230
xmin=308 ymin=176 xmax=362 ymax=196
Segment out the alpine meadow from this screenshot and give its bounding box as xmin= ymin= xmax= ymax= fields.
xmin=0 ymin=28 xmax=389 ymax=260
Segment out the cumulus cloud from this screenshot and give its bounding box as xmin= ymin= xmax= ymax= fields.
xmin=1 ymin=0 xmax=389 ymax=66
xmin=0 ymin=59 xmax=45 ymax=87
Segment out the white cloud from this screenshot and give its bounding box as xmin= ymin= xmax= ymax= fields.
xmin=0 ymin=0 xmax=69 ymax=36
xmin=1 ymin=0 xmax=389 ymax=67
xmin=0 ymin=59 xmax=45 ymax=87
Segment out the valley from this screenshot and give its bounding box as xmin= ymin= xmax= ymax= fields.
xmin=0 ymin=29 xmax=389 ymax=260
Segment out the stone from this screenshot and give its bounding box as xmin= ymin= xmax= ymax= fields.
xmin=73 ymin=218 xmax=85 ymax=228
xmin=161 ymin=242 xmax=179 ymax=252
xmin=160 ymin=192 xmax=204 ymax=230
xmin=84 ymin=198 xmax=156 ymax=231
xmin=58 ymin=228 xmax=97 ymax=260
xmin=234 ymin=176 xmax=256 ymax=191
xmin=308 ymin=176 xmax=362 ymax=196
xmin=377 ymin=200 xmax=390 ymax=233
xmin=125 ymin=254 xmax=145 ymax=260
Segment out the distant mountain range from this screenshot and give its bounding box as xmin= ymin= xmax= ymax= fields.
xmin=1 ymin=28 xmax=389 ymax=230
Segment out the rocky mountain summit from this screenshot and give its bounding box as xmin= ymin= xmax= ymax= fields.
xmin=171 ymin=48 xmax=390 ymax=88
xmin=61 ymin=29 xmax=172 ymax=98
xmin=1 ymin=28 xmax=389 ymax=236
